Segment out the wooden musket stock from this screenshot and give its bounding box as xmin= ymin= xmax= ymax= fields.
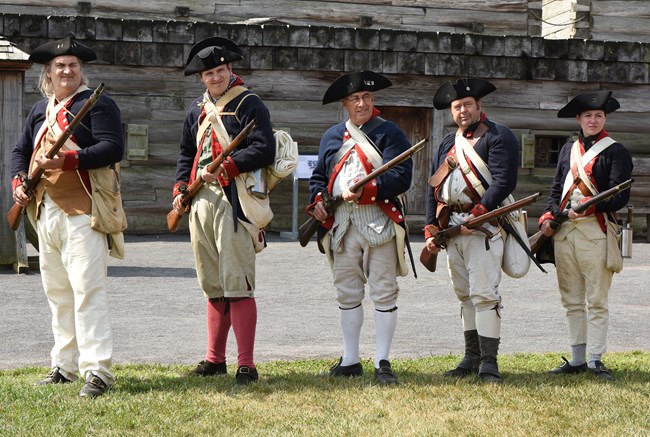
xmin=6 ymin=83 xmax=106 ymax=231
xmin=166 ymin=120 xmax=256 ymax=233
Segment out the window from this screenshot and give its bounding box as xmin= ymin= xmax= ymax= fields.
xmin=534 ymin=135 xmax=566 ymax=167
xmin=521 ymin=133 xmax=570 ymax=169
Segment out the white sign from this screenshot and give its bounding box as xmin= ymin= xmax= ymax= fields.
xmin=296 ymin=155 xmax=318 ymax=179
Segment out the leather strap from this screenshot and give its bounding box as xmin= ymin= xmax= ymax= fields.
xmin=428 ymin=154 xmax=457 ymax=188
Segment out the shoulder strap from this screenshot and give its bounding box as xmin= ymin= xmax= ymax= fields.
xmin=197 ymin=86 xmax=248 ymax=146
xmin=563 ymin=137 xmax=616 ymax=198
xmin=233 ymin=92 xmax=258 ymax=123
xmin=345 ymin=120 xmax=383 ymax=169
xmin=361 ymin=116 xmax=385 ymax=135
xmin=455 ymin=134 xmax=490 ymax=196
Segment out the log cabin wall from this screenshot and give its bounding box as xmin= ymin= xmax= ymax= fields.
xmin=0 ymin=37 xmax=30 ymax=265
xmin=0 ymin=1 xmax=538 ymax=35
xmin=543 ymin=0 xmax=650 ymax=43
xmin=590 ymin=0 xmax=650 ymax=43
xmin=1 ymin=7 xmax=649 ymax=237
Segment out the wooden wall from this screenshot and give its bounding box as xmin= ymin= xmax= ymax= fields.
xmin=0 ymin=1 xmax=536 ymax=35
xmin=0 ymin=38 xmax=30 ymax=266
xmin=2 ymin=11 xmax=650 ymax=238
xmin=543 ymin=0 xmax=650 ymax=43
xmin=591 ymin=0 xmax=650 ymax=42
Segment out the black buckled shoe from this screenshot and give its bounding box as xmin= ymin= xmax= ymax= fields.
xmin=79 ymin=375 xmax=108 ymax=398
xmin=590 ymin=360 xmax=615 ymax=381
xmin=36 ymin=367 xmax=73 ymax=385
xmin=329 ymin=358 xmax=363 ymax=377
xmin=235 ymin=366 xmax=259 ymax=385
xmin=548 ymin=356 xmax=588 ymax=375
xmin=183 ymin=360 xmax=227 ymax=377
xmin=374 ymin=360 xmax=398 ymax=385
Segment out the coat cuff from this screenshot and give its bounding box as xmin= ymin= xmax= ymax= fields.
xmin=424 ymin=224 xmax=442 ymax=243
xmin=469 ymin=203 xmax=488 ymax=217
xmin=221 ymin=156 xmax=240 ymax=180
xmin=357 ymin=179 xmax=378 ymax=204
xmin=62 ymin=150 xmax=80 ymax=171
xmin=173 ymin=181 xmax=189 ymax=198
xmin=12 ymin=173 xmax=26 ymax=192
xmin=538 ymin=211 xmax=555 ymax=228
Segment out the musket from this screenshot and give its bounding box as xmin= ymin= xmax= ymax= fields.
xmin=529 ymin=178 xmax=633 ymax=255
xmin=298 ymin=138 xmax=428 ymax=247
xmin=420 ymin=192 xmax=541 ymax=272
xmin=166 ymin=120 xmax=256 ymax=233
xmin=6 ymin=83 xmax=106 ymax=231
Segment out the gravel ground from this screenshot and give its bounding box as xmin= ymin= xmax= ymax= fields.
xmin=1 ymin=233 xmax=648 ymax=370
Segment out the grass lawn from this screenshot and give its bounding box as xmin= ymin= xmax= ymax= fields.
xmin=1 ymin=351 xmax=649 ymax=436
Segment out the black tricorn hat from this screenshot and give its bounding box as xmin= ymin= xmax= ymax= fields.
xmin=557 ymin=90 xmax=620 ymax=118
xmin=433 ymin=78 xmax=496 ymax=110
xmin=184 ymin=37 xmax=243 ymax=76
xmin=322 ymin=71 xmax=392 ymax=105
xmin=29 ymin=35 xmax=96 ymax=64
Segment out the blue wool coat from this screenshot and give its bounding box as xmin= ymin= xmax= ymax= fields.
xmin=542 ymin=135 xmax=633 ymax=216
xmin=11 ymin=89 xmax=124 ymax=176
xmin=309 ymin=118 xmax=413 ymax=210
xmin=174 ymin=90 xmax=275 ymax=220
xmin=425 ymin=117 xmax=519 ymax=227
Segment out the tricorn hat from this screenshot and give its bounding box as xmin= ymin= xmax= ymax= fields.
xmin=322 ymin=71 xmax=392 ymax=105
xmin=557 ymin=90 xmax=620 ymax=118
xmin=433 ymin=78 xmax=496 ymax=110
xmin=29 ymin=35 xmax=96 ymax=64
xmin=184 ymin=37 xmax=243 ymax=76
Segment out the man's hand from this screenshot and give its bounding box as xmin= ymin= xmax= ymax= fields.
xmin=200 ymin=164 xmax=227 ymax=184
xmin=312 ymin=201 xmax=329 ymax=222
xmin=540 ymin=219 xmax=556 ymax=237
xmin=425 ymin=237 xmax=441 ymax=254
xmin=35 ymin=151 xmax=65 ymax=170
xmin=172 ymin=193 xmax=190 ymax=216
xmin=341 ymin=186 xmax=361 ymax=203
xmin=460 ymin=214 xmax=476 ymax=235
xmin=12 ymin=185 xmax=31 ymax=207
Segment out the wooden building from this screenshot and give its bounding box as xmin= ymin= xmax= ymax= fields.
xmin=1 ymin=1 xmax=649 ymax=240
xmin=0 ymin=37 xmax=31 ymax=268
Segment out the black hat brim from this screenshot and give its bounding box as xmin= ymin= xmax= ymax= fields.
xmin=433 ymin=78 xmax=496 ymax=110
xmin=184 ymin=37 xmax=243 ymax=76
xmin=322 ymin=71 xmax=392 ymax=105
xmin=557 ymin=90 xmax=620 ymax=118
xmin=29 ymin=35 xmax=96 ymax=64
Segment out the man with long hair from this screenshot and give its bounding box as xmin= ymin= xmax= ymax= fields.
xmin=11 ymin=35 xmax=124 ymax=397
